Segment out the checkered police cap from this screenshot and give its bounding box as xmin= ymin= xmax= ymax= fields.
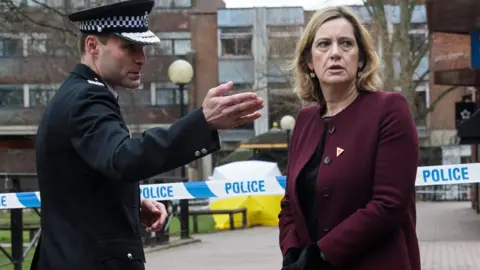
xmin=68 ymin=0 xmax=160 ymax=45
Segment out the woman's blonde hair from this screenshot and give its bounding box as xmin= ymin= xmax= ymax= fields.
xmin=292 ymin=6 xmax=383 ymax=104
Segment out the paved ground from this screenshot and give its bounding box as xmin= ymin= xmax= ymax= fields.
xmin=145 ymin=201 xmax=480 ymax=270
xmin=417 ymin=202 xmax=480 ymax=269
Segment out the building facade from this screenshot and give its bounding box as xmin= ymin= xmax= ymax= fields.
xmin=0 ymin=1 xmax=473 ymax=182
xmin=216 ymin=7 xmax=305 ymax=141
xmin=213 ymin=5 xmax=435 ymax=151
xmin=0 ymin=0 xmax=225 ymax=178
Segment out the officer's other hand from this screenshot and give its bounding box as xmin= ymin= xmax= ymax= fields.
xmin=140 ymin=199 xmax=168 ymax=232
xmin=202 ymin=81 xmax=264 ymax=129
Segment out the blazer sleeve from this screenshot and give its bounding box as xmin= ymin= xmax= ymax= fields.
xmin=69 ymin=84 xmax=220 ymax=182
xmin=278 ymin=112 xmax=301 ymax=256
xmin=317 ymin=93 xmax=419 ymax=268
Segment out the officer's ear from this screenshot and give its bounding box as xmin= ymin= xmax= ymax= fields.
xmin=85 ymin=35 xmax=100 ymax=56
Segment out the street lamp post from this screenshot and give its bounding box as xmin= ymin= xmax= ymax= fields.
xmin=168 ymin=59 xmax=194 ymax=239
xmin=280 ymin=115 xmax=295 ymax=148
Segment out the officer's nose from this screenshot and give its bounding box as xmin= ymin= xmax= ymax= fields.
xmin=135 ymin=49 xmax=147 ymax=66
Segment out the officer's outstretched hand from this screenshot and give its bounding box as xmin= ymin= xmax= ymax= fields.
xmin=202 ymin=81 xmax=264 ymax=129
xmin=140 ymin=199 xmax=168 ymax=232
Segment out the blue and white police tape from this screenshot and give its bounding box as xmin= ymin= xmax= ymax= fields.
xmin=0 ymin=163 xmax=478 ymax=210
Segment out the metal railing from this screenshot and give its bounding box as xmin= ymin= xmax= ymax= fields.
xmin=0 ymin=173 xmax=192 ymax=269
xmin=0 ymin=174 xmax=39 ymax=270
xmin=415 ymin=184 xmax=472 ymax=202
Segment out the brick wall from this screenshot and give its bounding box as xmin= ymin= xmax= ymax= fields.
xmin=429 ymin=32 xmax=470 ymax=130
xmin=193 ymin=0 xmax=225 ymax=12
xmin=0 ymin=150 xmax=36 ymax=173
xmin=190 ymin=12 xmax=220 ymax=108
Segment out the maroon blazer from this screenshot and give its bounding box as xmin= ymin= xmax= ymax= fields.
xmin=278 ymin=91 xmax=420 ymax=270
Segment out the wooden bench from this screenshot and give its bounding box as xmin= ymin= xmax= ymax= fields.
xmin=190 ymin=208 xmax=247 ymax=233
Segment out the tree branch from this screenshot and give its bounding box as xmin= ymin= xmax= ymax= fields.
xmin=361 ymin=0 xmax=375 ymax=19
xmin=412 ymin=33 xmax=430 ymax=70
xmin=1 ymin=0 xmax=77 ymax=37
xmin=416 ymin=86 xmax=458 ymax=121
xmin=412 ymin=69 xmax=429 ymax=90
xmin=415 ymin=69 xmax=429 ymax=83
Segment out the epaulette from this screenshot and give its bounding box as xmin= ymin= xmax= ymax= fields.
xmin=87 ymin=80 xmax=105 ymax=87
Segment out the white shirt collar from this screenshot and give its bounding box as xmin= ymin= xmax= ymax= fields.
xmin=104 ymin=81 xmax=119 ymax=101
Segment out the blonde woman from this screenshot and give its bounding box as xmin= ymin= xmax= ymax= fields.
xmin=278 ymin=6 xmax=420 ymax=270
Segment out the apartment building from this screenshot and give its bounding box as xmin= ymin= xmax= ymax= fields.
xmin=360 ymin=0 xmax=472 ymax=165
xmin=216 ymin=6 xmax=305 ymax=143
xmin=214 ymin=6 xmax=438 ymax=150
xmin=0 ymin=0 xmax=472 ymax=179
xmin=0 ymin=0 xmax=224 ymax=176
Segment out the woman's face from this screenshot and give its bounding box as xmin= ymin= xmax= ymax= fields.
xmin=308 ymin=17 xmax=362 ymax=87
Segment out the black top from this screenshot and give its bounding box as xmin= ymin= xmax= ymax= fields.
xmin=295 ymin=117 xmax=331 ymax=241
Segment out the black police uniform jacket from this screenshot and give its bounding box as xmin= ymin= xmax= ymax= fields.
xmin=31 ymin=64 xmax=220 ymax=270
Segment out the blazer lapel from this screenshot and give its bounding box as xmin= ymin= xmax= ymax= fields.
xmin=289 ymin=106 xmax=325 ymax=242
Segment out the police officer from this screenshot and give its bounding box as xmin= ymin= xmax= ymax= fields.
xmin=31 ymin=1 xmax=264 ymax=269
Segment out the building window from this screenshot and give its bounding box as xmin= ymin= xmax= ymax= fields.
xmin=409 ymin=23 xmax=428 ymax=52
xmin=0 ymin=84 xmax=24 ymax=107
xmin=390 ymin=23 xmax=428 ymax=55
xmin=138 ymin=89 xmax=151 ymax=106
xmin=220 ymin=83 xmax=252 ymax=94
xmin=47 ymin=39 xmax=66 ymax=57
xmin=219 ymin=27 xmax=253 ymax=57
xmin=172 ymin=39 xmax=191 ymax=55
xmin=414 ymin=81 xmax=428 ymax=127
xmin=131 ymin=87 xmax=151 ymax=106
xmin=25 ymin=0 xmax=64 ymax=7
xmin=268 ymin=82 xmax=291 ymax=90
xmin=148 ymin=32 xmax=191 ymax=56
xmin=27 ymin=34 xmax=47 ymax=56
xmin=155 ymin=0 xmax=192 ymax=9
xmin=48 ymin=0 xmax=64 ymax=7
xmin=71 ymin=0 xmax=86 ymax=9
xmin=268 ymin=25 xmax=302 ymax=58
xmin=415 ymin=90 xmax=427 ymax=127
xmin=393 ymin=82 xmax=428 ymax=127
xmin=0 ymin=37 xmax=23 ymax=57
xmin=115 ymin=85 xmax=150 ymax=107
xmin=149 ymin=39 xmax=191 ymax=55
xmin=71 ymin=0 xmax=105 ymax=9
xmin=156 ymin=89 xmax=176 ymax=106
xmin=29 ymin=84 xmax=57 ymax=107
xmin=154 ymin=82 xmax=188 ymax=106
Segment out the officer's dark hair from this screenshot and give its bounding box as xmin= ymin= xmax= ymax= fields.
xmin=78 ymin=33 xmax=111 ymax=55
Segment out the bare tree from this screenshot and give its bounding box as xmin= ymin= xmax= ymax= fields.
xmin=264 ymin=25 xmax=304 ymax=123
xmin=0 ymin=0 xmax=161 ymax=128
xmin=0 ymin=0 xmax=80 ymax=59
xmin=240 ymin=2 xmax=456 ymax=130
xmin=361 ymin=0 xmax=457 ymax=124
xmin=0 ymin=0 xmax=79 ymax=116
